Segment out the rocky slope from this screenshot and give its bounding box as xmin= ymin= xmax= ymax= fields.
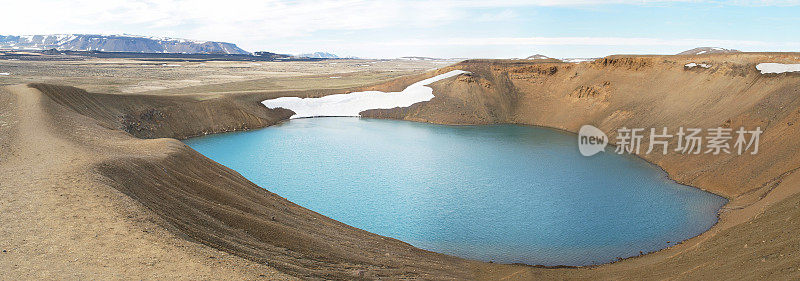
xmin=363 ymin=53 xmax=800 ymax=198
xmin=0 ymin=34 xmax=249 ymax=54
xmin=362 ymin=53 xmax=800 ymax=279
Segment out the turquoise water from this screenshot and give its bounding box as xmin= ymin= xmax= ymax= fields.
xmin=184 ymin=117 xmax=726 ymax=266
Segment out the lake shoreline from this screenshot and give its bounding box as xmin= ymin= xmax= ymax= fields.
xmin=6 ymin=53 xmax=800 ymax=280
xmin=363 ymin=55 xmax=800 ymax=279
xmin=184 ymin=117 xmax=727 ymax=266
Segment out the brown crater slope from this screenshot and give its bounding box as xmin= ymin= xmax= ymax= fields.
xmin=1 ymin=83 xmax=469 ymax=280
xmin=363 ymin=53 xmax=800 ymax=279
xmin=3 ymin=52 xmax=800 ymax=280
xmin=364 ymin=54 xmax=800 ymax=198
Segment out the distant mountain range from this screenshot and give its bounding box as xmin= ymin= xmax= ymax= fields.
xmin=3 ymin=35 xmax=747 ymax=59
xmin=526 ymin=54 xmax=551 ymax=60
xmin=0 ymin=34 xmax=250 ymax=55
xmin=297 ymin=52 xmax=339 ymax=59
xmin=397 ymin=56 xmax=442 ymax=61
xmin=677 ymin=47 xmax=741 ymax=55
xmin=520 ymin=54 xmax=563 ymax=62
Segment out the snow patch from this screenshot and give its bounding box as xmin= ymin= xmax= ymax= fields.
xmin=0 ymin=72 xmax=10 ymax=76
xmin=262 ymin=70 xmax=469 ymax=118
xmin=756 ymin=63 xmax=800 ymax=74
xmin=685 ymin=62 xmax=711 ymax=69
xmin=562 ymin=58 xmax=595 ymax=63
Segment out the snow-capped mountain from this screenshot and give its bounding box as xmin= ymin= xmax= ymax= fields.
xmin=526 ymin=54 xmax=551 ymax=60
xmin=297 ymin=52 xmax=339 ymax=59
xmin=0 ymin=34 xmax=250 ymax=55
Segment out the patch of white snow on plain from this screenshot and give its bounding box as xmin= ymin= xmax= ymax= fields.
xmin=262 ymin=70 xmax=469 ymax=118
xmin=685 ymin=63 xmax=711 ymax=69
xmin=562 ymin=58 xmax=595 ymax=63
xmin=0 ymin=73 xmax=10 ymax=76
xmin=756 ymin=63 xmax=800 ymax=74
xmin=162 ymin=64 xmax=181 ymax=67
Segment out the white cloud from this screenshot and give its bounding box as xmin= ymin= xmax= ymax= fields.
xmin=364 ymin=36 xmax=793 ymax=47
xmin=275 ymin=36 xmax=800 ymax=58
xmin=1 ymin=0 xmax=462 ymax=40
xmin=1 ymin=0 xmax=798 ymax=57
xmin=3 ymin=0 xmax=798 ymax=39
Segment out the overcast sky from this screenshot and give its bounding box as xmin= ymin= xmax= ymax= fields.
xmin=3 ymin=0 xmax=800 ymax=58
